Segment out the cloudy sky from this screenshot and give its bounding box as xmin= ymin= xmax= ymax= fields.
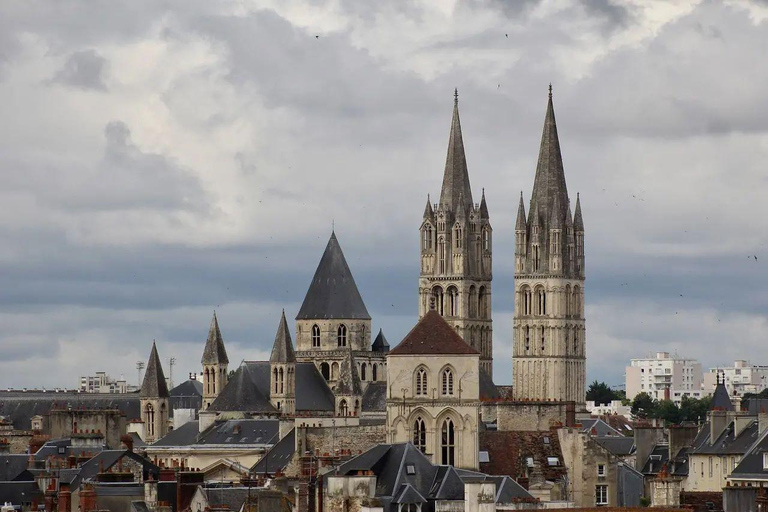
xmin=1 ymin=0 xmax=767 ymax=391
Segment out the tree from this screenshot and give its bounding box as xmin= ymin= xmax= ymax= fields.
xmin=631 ymin=392 xmax=657 ymax=419
xmin=655 ymin=400 xmax=682 ymax=425
xmin=586 ymin=380 xmax=623 ymax=405
xmin=679 ymin=395 xmax=712 ymax=423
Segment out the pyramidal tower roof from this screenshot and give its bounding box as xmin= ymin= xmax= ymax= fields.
xmin=296 ymin=232 xmax=371 ymax=320
xmin=530 ymin=85 xmax=569 ymax=227
xmin=711 ymin=373 xmax=734 ymax=411
xmin=201 ymin=312 xmax=229 ymax=365
xmin=270 ymin=310 xmax=296 ymax=363
xmin=574 ymin=193 xmax=584 ymax=231
xmin=141 ymin=341 xmax=169 ymax=398
xmin=438 ymin=89 xmax=473 ymax=212
xmin=372 ymin=328 xmax=390 ymax=352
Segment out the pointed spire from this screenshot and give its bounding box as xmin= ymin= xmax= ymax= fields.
xmin=456 ymin=192 xmax=467 ymax=221
xmin=270 ymin=310 xmax=296 ymax=363
xmin=565 ymin=201 xmax=574 ymax=228
xmin=141 ymin=341 xmax=169 ymax=398
xmin=333 ymin=347 xmax=362 ymax=396
xmin=550 ymin=195 xmax=563 ymax=228
xmin=372 ymin=328 xmax=390 ymax=352
xmin=479 ymin=188 xmax=489 ymax=219
xmin=573 ymin=193 xmax=584 ymax=231
xmin=201 ymin=312 xmax=229 ymax=365
xmin=530 ymin=84 xmax=569 ymax=229
xmin=439 ymin=89 xmax=473 ymax=212
xmin=423 ymin=194 xmax=434 ymax=219
xmin=515 ymin=192 xmax=527 ymax=231
xmin=530 ymin=203 xmax=541 ymax=229
xmin=711 ymin=372 xmax=734 ymax=411
xmin=297 ymin=231 xmax=371 ymax=320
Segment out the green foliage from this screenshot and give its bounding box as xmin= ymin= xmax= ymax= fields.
xmin=640 ymin=496 xmax=651 ymax=507
xmin=586 ymin=380 xmax=623 ymax=405
xmin=631 ymin=392 xmax=657 ymax=418
xmin=631 ymin=392 xmax=712 ymax=424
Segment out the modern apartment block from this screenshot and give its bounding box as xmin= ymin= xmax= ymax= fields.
xmin=625 ymin=352 xmax=704 ymax=404
xmin=78 ymin=371 xmax=138 ymax=393
xmin=703 ymin=360 xmax=768 ymax=399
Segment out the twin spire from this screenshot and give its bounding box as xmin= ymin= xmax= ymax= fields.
xmin=438 ymin=88 xmax=474 ymax=212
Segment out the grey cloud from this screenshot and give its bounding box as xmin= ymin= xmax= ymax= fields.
xmin=50 ymin=49 xmax=108 ymax=91
xmin=578 ymin=0 xmax=634 ymax=31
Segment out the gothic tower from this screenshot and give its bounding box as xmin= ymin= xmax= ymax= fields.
xmin=269 ymin=310 xmax=296 ymax=416
xmin=513 ymin=86 xmax=586 ymax=404
xmin=140 ymin=341 xmax=170 ymax=443
xmin=201 ymin=312 xmax=229 ymax=410
xmin=419 ymin=90 xmax=493 ymax=374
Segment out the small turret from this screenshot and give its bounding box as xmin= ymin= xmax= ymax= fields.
xmin=140 ymin=341 xmax=170 ymax=443
xmin=479 ymin=189 xmax=489 ymax=219
xmin=269 ymin=311 xmax=296 ymax=415
xmin=423 ymin=194 xmax=434 ymax=220
xmin=201 ymin=312 xmax=229 ymax=410
xmin=515 ymin=192 xmax=527 ymax=231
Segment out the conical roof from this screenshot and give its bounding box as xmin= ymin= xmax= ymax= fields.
xmin=515 ymin=192 xmax=527 ymax=231
xmin=201 ymin=312 xmax=229 ymax=365
xmin=372 ymin=329 xmax=390 ymax=352
xmin=574 ymin=193 xmax=584 ymax=231
xmin=479 ymin=189 xmax=489 ymax=219
xmin=333 ymin=348 xmax=362 ymax=396
xmin=530 ymin=85 xmax=569 ymax=230
xmin=711 ymin=373 xmax=734 ymax=411
xmin=270 ymin=311 xmax=296 ymax=363
xmin=438 ymin=89 xmax=473 ymax=212
xmin=141 ymin=341 xmax=169 ymax=398
xmin=296 ymin=232 xmax=371 ymax=320
xmin=423 ymin=195 xmax=434 ymax=219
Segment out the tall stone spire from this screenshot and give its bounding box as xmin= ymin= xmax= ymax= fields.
xmin=573 ymin=193 xmax=584 ymax=232
xmin=530 ymin=85 xmax=569 ymax=228
xmin=201 ymin=312 xmax=229 ymax=365
xmin=438 ymin=89 xmax=473 ymax=211
xmin=270 ymin=310 xmax=296 ymax=363
xmin=479 ymin=189 xmax=489 ymax=219
xmin=423 ymin=194 xmax=434 ymax=219
xmin=515 ymin=192 xmax=527 ymax=231
xmin=141 ymin=341 xmax=169 ymax=398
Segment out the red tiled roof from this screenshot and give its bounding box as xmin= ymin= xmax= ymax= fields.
xmin=389 ymin=311 xmax=479 ymax=356
xmin=479 ymin=430 xmax=567 ymax=482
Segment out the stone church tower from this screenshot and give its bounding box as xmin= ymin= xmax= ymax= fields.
xmin=513 ymin=87 xmax=586 ymax=404
xmin=269 ymin=310 xmax=296 ymax=416
xmin=419 ymin=90 xmax=493 ymax=374
xmin=201 ymin=312 xmax=229 ymax=410
xmin=140 ymin=341 xmax=170 ymax=443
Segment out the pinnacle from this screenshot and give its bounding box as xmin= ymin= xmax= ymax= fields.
xmin=438 ymin=90 xmax=473 ymax=212
xmin=516 ymin=192 xmax=527 ymax=231
xmin=201 ymin=311 xmax=229 ymax=365
xmin=270 ymin=310 xmax=296 ymax=363
xmin=141 ymin=341 xmax=169 ymax=398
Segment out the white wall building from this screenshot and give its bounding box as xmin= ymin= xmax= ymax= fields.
xmin=79 ymin=371 xmax=138 ymax=393
xmin=625 ymin=352 xmax=704 ymax=405
xmin=703 ymin=360 xmax=768 ymax=399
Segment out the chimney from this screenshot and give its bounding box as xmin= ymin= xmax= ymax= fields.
xmin=44 ymin=481 xmax=57 ymax=512
xmin=57 ymin=483 xmax=71 ymax=512
xmin=79 ymin=485 xmax=98 ymax=512
xmin=121 ymin=434 xmax=134 ymax=452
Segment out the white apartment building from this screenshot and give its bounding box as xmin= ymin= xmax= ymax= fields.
xmin=703 ymin=360 xmax=768 ymax=399
xmin=625 ymin=352 xmax=704 ymax=405
xmin=79 ymin=371 xmax=138 ymax=393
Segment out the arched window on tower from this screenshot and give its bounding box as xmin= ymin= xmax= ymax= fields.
xmin=447 ymin=286 xmax=459 ymax=317
xmin=331 ymin=362 xmax=339 ymax=380
xmin=521 ymin=286 xmax=532 ymax=316
xmin=524 ymin=326 xmax=530 ymax=351
xmin=423 ymin=225 xmax=433 ymax=250
xmin=312 ymin=324 xmax=321 ymax=347
xmin=337 ymin=324 xmax=347 ymax=347
xmin=320 ymin=362 xmax=330 ymax=381
xmin=565 ymin=285 xmax=572 ymax=317
xmin=573 ymin=286 xmax=581 ymax=318
xmin=278 ymin=367 xmax=284 ymax=393
xmin=273 ymin=368 xmax=278 ymax=393
xmin=441 ymin=418 xmax=456 ymax=466
xmin=483 ymin=228 xmax=490 ymax=251
xmin=455 ymin=226 xmax=462 ymax=249
xmin=372 ymin=364 xmax=378 ymax=381
xmin=540 ymin=326 xmax=546 ymax=352
xmin=413 ymin=417 xmax=426 ymax=453
xmin=534 ymin=287 xmax=546 ymax=316
xmin=469 ymin=286 xmax=477 ymax=318
xmin=338 ymin=399 xmax=348 ymax=416
xmin=415 ymin=368 xmax=428 ymax=396
xmin=438 ymin=237 xmax=446 ymax=274
xmin=361 ymin=363 xmax=367 ymax=381
xmin=432 ymin=286 xmax=444 ymax=316
xmin=145 ymin=403 xmax=155 ymax=437
xmin=442 ymin=368 xmax=454 ymax=396
xmin=574 ymin=329 xmax=579 ymax=354
xmin=478 ymin=286 xmax=487 ymax=319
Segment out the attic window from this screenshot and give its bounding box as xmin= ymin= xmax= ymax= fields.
xmin=526 ymin=457 xmax=534 ymax=468
xmin=479 ymin=451 xmax=490 ymax=463
xmin=650 ymin=455 xmax=662 ymax=461
xmin=543 ymin=436 xmax=550 ymax=444
xmin=58 ymin=447 xmax=66 ymax=454
xmin=763 ymin=453 xmax=768 ymax=470
xmin=406 ymin=464 xmax=416 ymax=475
xmin=547 ymin=457 xmax=559 ymax=466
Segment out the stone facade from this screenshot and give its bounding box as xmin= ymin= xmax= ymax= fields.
xmin=513 ymin=88 xmax=586 ymax=406
xmin=495 ymin=402 xmax=575 ymax=432
xmin=419 ymin=92 xmax=493 ymax=374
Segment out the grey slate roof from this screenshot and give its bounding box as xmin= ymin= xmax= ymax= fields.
xmin=438 ymin=90 xmax=473 ymax=211
xmin=515 ymin=192 xmax=527 ymax=231
xmin=170 ymin=379 xmax=203 ymax=411
xmin=296 ymin=232 xmax=371 ymax=320
xmin=208 ymin=365 xmax=277 ymax=414
xmin=640 ymin=444 xmax=670 ymax=475
xmin=693 ymin=420 xmax=759 ymax=455
xmin=479 ymin=190 xmax=489 ymax=219
xmin=203 ymin=487 xmax=252 ymax=512
xmin=252 ymin=429 xmax=296 ymax=475
xmin=333 ymin=349 xmax=362 ymax=396
xmin=731 ymin=428 xmax=768 ymax=479
xmin=580 ymin=418 xmax=624 ymax=437
xmin=201 ymin=312 xmax=229 ymax=365
xmin=479 ymin=370 xmax=500 ymax=400
xmin=393 ymin=484 xmax=427 ymax=504
xmin=0 ymin=482 xmax=42 ymax=507
xmin=372 ymin=329 xmax=390 ymax=352
xmin=0 ymin=455 xmax=32 ymax=481
xmin=140 ymin=342 xmax=169 ymax=398
xmin=152 ymin=420 xmax=200 ymax=447
xmin=198 ymin=419 xmax=278 ymax=445
xmin=0 ymin=393 xmax=141 ymax=430
xmin=712 ymin=380 xmax=734 ymax=411
xmin=362 ymin=382 xmax=387 ymax=412
xmin=72 ymin=450 xmax=159 ymax=488
xmin=270 ymin=311 xmax=296 ymax=363
xmin=594 ymin=436 xmax=635 ymax=457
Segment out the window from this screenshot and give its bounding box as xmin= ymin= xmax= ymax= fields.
xmin=413 ymin=417 xmax=426 ymax=453
xmin=337 ymin=324 xmax=347 ymax=347
xmin=432 ymin=286 xmax=444 ymax=315
xmin=540 ymin=326 xmax=546 ymax=352
xmin=338 ymin=399 xmax=348 ymax=416
xmin=521 ymin=286 xmax=532 ymax=316
xmin=438 ymin=237 xmax=446 ymax=274
xmin=524 ymin=326 xmax=530 ymax=351
xmin=415 ymin=368 xmax=428 ymax=396
xmin=763 ymin=453 xmax=768 ymax=470
xmin=596 ymin=485 xmax=608 ymax=506
xmin=483 ymin=228 xmax=490 ymax=251
xmin=422 ymin=226 xmax=433 ymax=250
xmin=361 ymin=363 xmax=367 ymax=381
xmin=479 ymin=451 xmax=490 ymax=463
xmin=320 ymin=362 xmax=330 ymax=380
xmin=406 ymin=463 xmax=416 ymax=475
xmin=372 ymin=364 xmax=378 ymax=381
xmin=447 ymin=287 xmax=459 ymax=316
xmin=145 ymin=403 xmax=155 ymax=437
xmin=441 ymin=418 xmax=455 ymax=466
xmin=442 ymin=368 xmax=454 ymax=396
xmin=547 ymin=457 xmax=559 ymax=466
xmin=312 ymin=324 xmax=321 ymax=347
xmin=597 ymin=464 xmax=606 ymax=477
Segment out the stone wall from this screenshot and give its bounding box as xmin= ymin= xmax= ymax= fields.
xmin=285 ymin=424 xmax=386 ymax=477
xmin=496 ymin=402 xmax=573 ymax=431
xmin=651 ymin=477 xmax=682 ymax=508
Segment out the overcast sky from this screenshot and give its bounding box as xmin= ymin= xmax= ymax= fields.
xmin=1 ymin=0 xmax=767 ymax=391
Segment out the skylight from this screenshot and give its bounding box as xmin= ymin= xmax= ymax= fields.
xmin=406 ymin=464 xmax=416 ymax=475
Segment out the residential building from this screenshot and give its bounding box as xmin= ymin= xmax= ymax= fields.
xmin=625 ymin=352 xmax=704 ymax=404
xmin=704 ymin=360 xmax=768 ymax=399
xmin=78 ymin=372 xmax=138 ymax=394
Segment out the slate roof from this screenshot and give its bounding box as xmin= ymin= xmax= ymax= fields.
xmin=711 ymin=380 xmax=734 ymax=411
xmin=693 ymin=419 xmax=759 ymax=455
xmin=438 ymin=90 xmax=473 ymax=212
xmin=372 ymin=329 xmax=390 ymax=352
xmin=593 ymin=436 xmax=635 ymax=457
xmin=296 ymin=232 xmax=370 ymax=321
xmin=640 ymin=444 xmax=669 ymax=475
xmin=491 ymin=475 xmax=534 ymax=503
xmin=209 ymin=361 xmax=334 ymax=414
xmin=0 ymin=455 xmax=32 ymax=481
xmin=71 ymin=450 xmax=159 ymax=488
xmin=731 ymin=428 xmax=768 ymax=479
xmin=0 ymin=393 xmax=141 ymax=430
xmin=140 ymin=342 xmax=169 ymax=398
xmin=0 ymin=482 xmax=42 ymax=506
xmin=389 ymin=311 xmax=479 ymax=356
xmin=333 ymin=349 xmax=362 ymax=396
xmin=579 ymin=418 xmax=624 ymax=437
xmin=479 ymin=370 xmax=500 ymax=400
xmin=515 ymin=192 xmax=527 ymax=230
xmin=201 ymin=312 xmax=229 ymax=365
xmin=170 ymin=379 xmax=203 ymax=411
xmin=362 ymin=382 xmax=387 ymax=412
xmin=198 ymin=419 xmax=278 ymax=445
xmin=270 ymin=311 xmax=296 ymax=363
xmin=203 ymin=487 xmax=251 ymax=512
xmin=252 ymin=429 xmax=296 ymax=475
xmin=152 ymin=420 xmax=200 ymax=447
